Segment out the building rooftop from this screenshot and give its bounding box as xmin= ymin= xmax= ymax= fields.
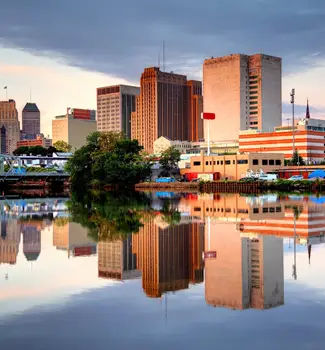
xmin=23 ymin=103 xmax=40 ymax=113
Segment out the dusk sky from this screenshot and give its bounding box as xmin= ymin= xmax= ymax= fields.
xmin=1 ymin=0 xmax=325 ymax=136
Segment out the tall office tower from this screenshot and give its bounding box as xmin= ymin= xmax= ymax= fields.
xmin=97 ymin=85 xmax=139 ymax=137
xmin=203 ymin=54 xmax=282 ymax=142
xmin=0 ymin=100 xmax=20 ymax=154
xmin=187 ymin=80 xmax=204 ymax=142
xmin=22 ymin=103 xmax=40 ymax=139
xmin=131 ymin=67 xmax=203 ymax=153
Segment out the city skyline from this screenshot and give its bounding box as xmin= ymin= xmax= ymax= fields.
xmin=1 ymin=1 xmax=325 ymax=137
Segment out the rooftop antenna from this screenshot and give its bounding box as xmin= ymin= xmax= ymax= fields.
xmin=162 ymin=40 xmax=165 ymax=72
xmin=158 ymin=47 xmax=161 ymax=69
xmin=29 ymin=88 xmax=32 ymax=102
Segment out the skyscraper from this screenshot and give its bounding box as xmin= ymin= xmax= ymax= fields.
xmin=0 ymin=100 xmax=20 ymax=154
xmin=22 ymin=103 xmax=40 ymax=139
xmin=131 ymin=67 xmax=203 ymax=153
xmin=203 ymin=54 xmax=282 ymax=142
xmin=97 ymin=85 xmax=139 ymax=137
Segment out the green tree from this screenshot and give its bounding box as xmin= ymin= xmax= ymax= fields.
xmin=159 ymin=146 xmax=181 ymax=176
xmin=13 ymin=145 xmax=47 ymax=156
xmin=66 ymin=131 xmax=152 ymax=190
xmin=53 ymin=140 xmax=72 ymax=152
xmin=13 ymin=146 xmax=30 ymax=155
xmin=290 ymin=150 xmax=305 ymax=166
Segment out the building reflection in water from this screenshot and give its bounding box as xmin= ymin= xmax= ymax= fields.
xmin=98 ymin=235 xmax=140 ymax=280
xmin=2 ymin=193 xmax=325 ymax=312
xmin=53 ymin=221 xmax=97 ymax=257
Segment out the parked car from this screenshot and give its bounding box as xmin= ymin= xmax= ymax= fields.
xmin=258 ymin=173 xmax=278 ymax=182
xmin=155 ymin=177 xmax=176 ymax=183
xmin=239 ymin=177 xmax=256 ymax=183
xmin=288 ymin=175 xmax=304 ymax=181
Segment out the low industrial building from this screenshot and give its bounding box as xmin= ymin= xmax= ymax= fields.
xmin=180 ymin=153 xmax=284 ymax=181
xmin=17 ymin=134 xmax=52 ymax=149
xmin=239 ymin=117 xmax=325 ymax=163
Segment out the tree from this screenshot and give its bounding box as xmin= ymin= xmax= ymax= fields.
xmin=290 ymin=150 xmax=305 ymax=166
xmin=13 ymin=145 xmax=47 ymax=156
xmin=53 ymin=140 xmax=72 ymax=152
xmin=66 ymin=131 xmax=152 ymax=190
xmin=159 ymin=146 xmax=181 ymax=176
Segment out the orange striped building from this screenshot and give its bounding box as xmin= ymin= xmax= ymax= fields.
xmin=239 ymin=118 xmax=325 ymax=163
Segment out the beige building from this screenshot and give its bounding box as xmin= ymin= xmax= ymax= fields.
xmin=52 ymin=114 xmax=97 ymax=150
xmin=0 ymin=100 xmax=20 ymax=154
xmin=97 ymin=85 xmax=139 ymax=137
xmin=203 ymin=54 xmax=281 ymax=142
xmin=153 ymin=136 xmax=193 ymax=155
xmin=181 ymin=152 xmax=284 ymax=180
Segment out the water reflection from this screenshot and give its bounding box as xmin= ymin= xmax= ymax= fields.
xmin=1 ymin=192 xmax=325 ymax=314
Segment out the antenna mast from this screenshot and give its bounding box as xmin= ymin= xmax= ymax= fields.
xmin=162 ymin=40 xmax=165 ymax=72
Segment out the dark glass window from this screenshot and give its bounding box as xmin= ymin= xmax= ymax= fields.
xmin=193 ymin=161 xmax=201 ymax=166
xmin=253 ymin=159 xmax=259 ymax=165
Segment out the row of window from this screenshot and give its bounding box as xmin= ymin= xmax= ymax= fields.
xmin=193 ymin=159 xmax=249 ymax=166
xmin=252 ymin=159 xmax=282 ymax=166
xmin=253 ymin=206 xmax=282 ymax=213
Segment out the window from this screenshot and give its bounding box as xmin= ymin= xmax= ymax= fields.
xmin=249 ymin=80 xmax=258 ymax=84
xmin=269 ymin=207 xmax=275 ymax=213
xmin=250 ymin=111 xmax=258 ymax=115
xmin=225 ymin=160 xmax=231 ymax=165
xmin=250 ymin=95 xmax=258 ymax=100
xmin=253 ymin=159 xmax=259 ymax=165
xmin=269 ymin=159 xmax=275 ymax=165
xmin=206 ymin=161 xmax=209 ymax=165
xmin=217 ymin=161 xmax=219 ymax=165
xmin=276 ymin=160 xmax=281 ymax=165
xmin=233 ymin=160 xmax=236 ymax=164
xmin=193 ymin=161 xmax=201 ymax=166
xmin=276 ymin=207 xmax=281 ymax=212
xmin=237 ymin=159 xmax=248 ymax=164
xmin=194 ymin=207 xmax=201 ymax=212
xmin=249 ymin=85 xmax=258 ymax=89
xmin=250 ymin=101 xmax=258 ymax=105
xmin=213 ymin=161 xmax=216 ymax=165
xmin=253 ymin=208 xmax=259 ymax=214
xmin=262 ymin=159 xmax=268 ymax=165
xmin=221 ymin=161 xmax=223 ymax=165
xmin=210 ymin=161 xmax=212 ymax=165
xmin=263 ymin=208 xmax=269 ymax=213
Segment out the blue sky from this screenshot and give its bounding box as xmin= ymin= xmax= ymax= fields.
xmin=1 ymin=0 xmax=325 ymax=136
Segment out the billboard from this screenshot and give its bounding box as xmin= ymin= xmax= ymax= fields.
xmin=72 ymin=108 xmax=91 ymax=120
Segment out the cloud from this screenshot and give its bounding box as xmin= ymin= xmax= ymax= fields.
xmin=1 ymin=0 xmax=325 ymax=81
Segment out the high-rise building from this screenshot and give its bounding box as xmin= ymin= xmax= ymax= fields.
xmin=22 ymin=226 xmax=41 ymax=262
xmin=131 ymin=67 xmax=203 ymax=153
xmin=187 ymin=80 xmax=204 ymax=142
xmin=52 ymin=108 xmax=97 ymax=150
xmin=0 ymin=100 xmax=20 ymax=154
xmin=97 ymin=85 xmax=139 ymax=137
xmin=22 ymin=103 xmax=40 ymax=139
xmin=203 ymin=54 xmax=282 ymax=142
xmin=0 ymin=125 xmax=6 ymax=154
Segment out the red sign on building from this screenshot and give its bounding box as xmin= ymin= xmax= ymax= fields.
xmin=72 ymin=108 xmax=91 ymax=120
xmin=202 ymin=112 xmax=215 ymax=120
xmin=204 ymin=251 xmax=217 ymax=259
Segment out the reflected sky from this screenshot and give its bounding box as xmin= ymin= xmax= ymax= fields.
xmin=1 ymin=193 xmax=325 ymax=349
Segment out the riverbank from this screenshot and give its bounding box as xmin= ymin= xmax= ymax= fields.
xmin=135 ymin=179 xmax=325 ymax=194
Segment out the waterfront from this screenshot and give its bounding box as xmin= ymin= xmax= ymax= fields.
xmin=1 ymin=193 xmax=325 ymax=349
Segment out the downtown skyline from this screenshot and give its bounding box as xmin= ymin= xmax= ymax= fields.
xmin=1 ymin=1 xmax=325 ymax=137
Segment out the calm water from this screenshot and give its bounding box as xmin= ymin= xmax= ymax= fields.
xmin=1 ymin=192 xmax=325 ymax=349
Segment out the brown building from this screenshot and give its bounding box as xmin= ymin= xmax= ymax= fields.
xmin=132 ymin=216 xmax=204 ymax=297
xmin=0 ymin=219 xmax=21 ymax=265
xmin=131 ymin=67 xmax=203 ymax=153
xmin=17 ymin=134 xmax=52 ymax=149
xmin=0 ymin=100 xmax=20 ymax=154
